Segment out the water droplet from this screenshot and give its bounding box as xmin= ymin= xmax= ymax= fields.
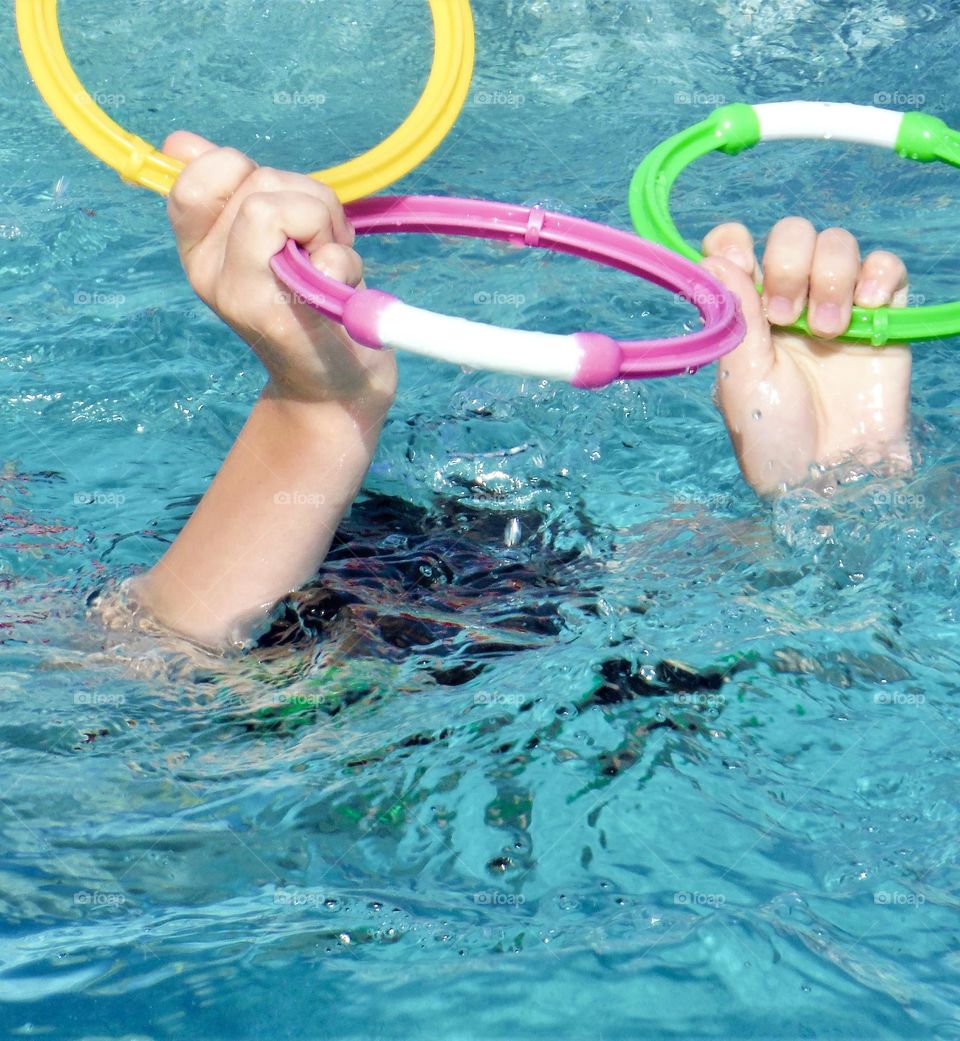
xmin=503 ymin=517 xmax=521 ymax=547
xmin=720 ymin=369 xmax=731 ymax=380
xmin=751 ymin=410 xmax=763 ymax=421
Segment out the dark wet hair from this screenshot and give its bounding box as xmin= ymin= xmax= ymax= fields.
xmin=257 ymin=491 xmax=587 ymax=687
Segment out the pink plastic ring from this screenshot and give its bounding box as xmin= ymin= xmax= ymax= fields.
xmin=270 ymin=195 xmax=745 ymax=386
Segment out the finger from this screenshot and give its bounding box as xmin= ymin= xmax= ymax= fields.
xmin=213 ymin=166 xmax=353 ymax=250
xmin=807 ymin=227 xmax=860 ymax=338
xmin=166 ymin=145 xmax=257 ymax=263
xmin=309 ymin=242 xmax=364 ymax=288
xmin=702 ymin=256 xmax=773 ymax=383
xmin=175 ymin=165 xmax=354 ymax=297
xmin=221 ymin=191 xmax=357 ymax=284
xmin=854 ymin=250 xmax=909 ymax=308
xmin=702 ymin=222 xmax=759 ymax=279
xmin=760 ymin=217 xmax=817 ymax=326
xmin=161 ymin=130 xmax=219 ymax=165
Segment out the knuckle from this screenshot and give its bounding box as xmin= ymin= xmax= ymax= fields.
xmin=168 ymin=171 xmax=206 ymax=213
xmin=310 ymin=178 xmax=339 ymax=207
xmin=245 ymin=166 xmax=286 ymax=195
xmin=169 ymin=148 xmax=254 ymax=212
xmin=772 ymin=215 xmax=815 ymax=238
xmin=238 ymin=191 xmax=279 ymax=226
xmin=702 ymin=222 xmax=750 ymax=255
xmin=764 ymin=256 xmax=807 ymax=285
xmin=318 ymin=182 xmax=339 ymax=206
xmin=312 ymin=199 xmax=334 ymax=227
xmin=218 ymin=147 xmax=256 ymax=174
xmin=819 ymin=226 xmax=858 ymax=252
xmin=866 ymin=249 xmax=906 ymax=274
xmin=810 ymin=264 xmax=850 ymax=294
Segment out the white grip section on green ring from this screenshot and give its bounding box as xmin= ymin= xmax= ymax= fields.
xmin=378 ymin=300 xmax=583 ymax=381
xmin=754 ymin=101 xmax=905 ymax=148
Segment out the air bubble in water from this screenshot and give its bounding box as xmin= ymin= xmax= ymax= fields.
xmin=504 ymin=517 xmax=521 ymax=547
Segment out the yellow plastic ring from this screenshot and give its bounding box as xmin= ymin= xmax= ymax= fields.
xmin=16 ymin=0 xmax=475 ymax=201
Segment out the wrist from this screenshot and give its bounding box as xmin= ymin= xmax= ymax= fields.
xmin=261 ymin=351 xmax=397 ymax=423
xmin=257 ymin=381 xmax=393 ymax=454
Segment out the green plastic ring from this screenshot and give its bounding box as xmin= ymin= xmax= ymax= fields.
xmin=629 ymin=101 xmax=960 ymax=345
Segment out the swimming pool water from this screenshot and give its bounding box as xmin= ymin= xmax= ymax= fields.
xmin=2 ymin=1 xmax=960 ymax=1038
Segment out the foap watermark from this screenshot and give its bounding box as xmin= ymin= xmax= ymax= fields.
xmin=74 ymin=890 xmax=125 ymax=908
xmin=473 ymin=89 xmax=525 ymax=108
xmin=473 ymin=890 xmax=525 ymax=906
xmin=275 ymin=290 xmax=311 ymax=308
xmin=874 ymin=91 xmax=925 ymax=107
xmin=273 ymin=887 xmax=326 ymax=909
xmin=679 ymin=289 xmax=728 ymax=310
xmin=74 ymin=289 xmax=125 ymax=307
xmin=874 ymin=890 xmax=925 ymax=907
xmin=273 ymin=90 xmax=326 ymax=108
xmin=274 ymin=491 xmax=326 ymax=507
xmin=74 ymin=691 xmax=126 ymax=707
xmin=73 ymin=490 xmax=126 ymax=507
xmin=474 ymin=692 xmax=525 ymax=707
xmin=76 ymin=90 xmax=127 ymax=108
xmin=674 ymin=90 xmax=726 ymax=106
xmin=673 ymin=691 xmax=726 ymax=709
xmin=673 ymin=490 xmax=729 ymax=509
xmin=674 ymin=890 xmax=726 ymax=908
xmin=272 ymin=89 xmax=324 ymax=108
xmin=276 ymin=692 xmax=325 ymax=709
xmin=873 ymin=690 xmax=925 ymax=706
xmin=474 ymin=290 xmax=526 ymax=308
xmin=873 ymin=490 xmax=925 ymax=509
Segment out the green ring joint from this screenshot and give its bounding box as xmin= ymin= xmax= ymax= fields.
xmin=629 ymin=103 xmax=960 ymax=346
xmin=895 ymin=111 xmax=960 ymax=164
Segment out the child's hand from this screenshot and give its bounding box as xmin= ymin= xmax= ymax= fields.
xmin=702 ymin=219 xmax=912 ymax=495
xmin=162 ymin=131 xmax=396 ymax=411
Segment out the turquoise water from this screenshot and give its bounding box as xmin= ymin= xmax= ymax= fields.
xmin=3 ymin=1 xmax=960 ymax=1038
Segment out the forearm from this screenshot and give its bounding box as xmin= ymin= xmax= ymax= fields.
xmin=131 ymin=386 xmax=391 ymax=649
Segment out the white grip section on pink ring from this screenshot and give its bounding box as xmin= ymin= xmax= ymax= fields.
xmin=754 ymin=101 xmax=904 ymax=148
xmin=376 ymin=300 xmax=589 ymax=383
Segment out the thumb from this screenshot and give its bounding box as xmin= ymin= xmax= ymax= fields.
xmin=161 ymin=130 xmax=220 ymax=164
xmin=702 ymin=256 xmax=774 ymax=384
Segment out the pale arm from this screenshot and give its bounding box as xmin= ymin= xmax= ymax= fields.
xmin=129 ymin=391 xmax=388 ymax=648
xmin=125 ymin=132 xmax=397 ymax=649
